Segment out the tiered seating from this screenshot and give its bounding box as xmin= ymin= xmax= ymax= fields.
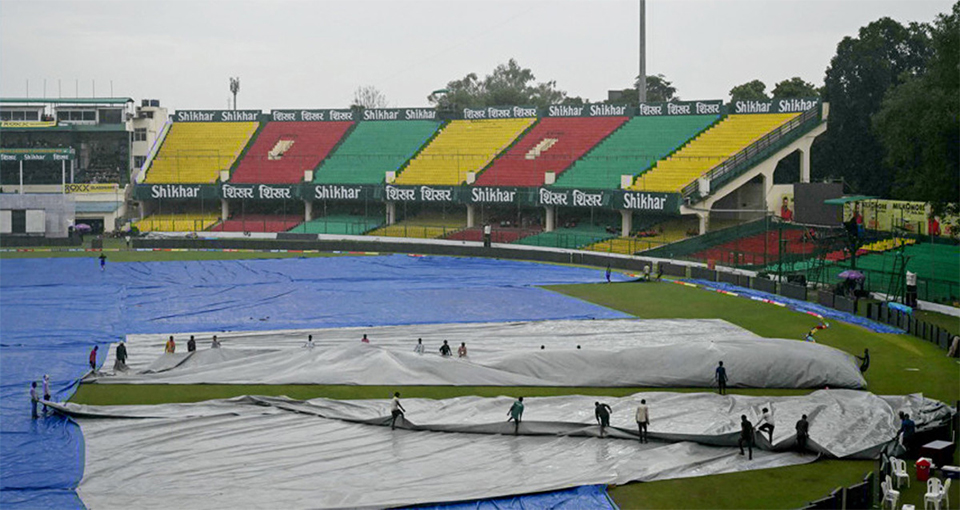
xmin=209 ymin=214 xmax=303 ymax=233
xmin=443 ymin=227 xmax=541 ymax=243
xmin=583 ymin=237 xmax=643 ymax=255
xmin=315 ymin=121 xmax=441 ymax=184
xmin=513 ymin=225 xmax=615 ymax=250
xmin=286 ymin=214 xmax=382 ymax=235
xmin=134 ymin=213 xmax=220 ymax=232
xmin=394 ymin=118 xmax=535 ymax=185
xmin=553 ymin=115 xmax=718 ymax=189
xmin=630 ymin=113 xmax=799 ymax=192
xmin=231 ymin=122 xmax=354 ymax=184
xmin=365 ymin=212 xmax=467 ymax=239
xmin=861 ymin=237 xmax=916 ymax=252
xmin=473 ymin=117 xmax=627 ymax=187
xmin=692 ymin=228 xmax=815 ymax=266
xmin=146 ymin=123 xmax=258 ymax=183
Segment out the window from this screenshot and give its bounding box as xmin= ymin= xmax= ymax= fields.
xmin=98 ymin=108 xmax=122 ymax=124
xmin=134 ymin=156 xmax=146 ymax=169
xmin=133 ymin=128 xmax=147 ymax=142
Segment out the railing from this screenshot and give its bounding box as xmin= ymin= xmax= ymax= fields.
xmin=135 ymin=117 xmax=172 ymax=184
xmin=681 ymin=107 xmax=823 ymax=200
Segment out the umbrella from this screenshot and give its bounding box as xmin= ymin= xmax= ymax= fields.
xmin=837 ymin=270 xmax=864 ymax=280
xmin=74 ymin=223 xmax=92 ymax=231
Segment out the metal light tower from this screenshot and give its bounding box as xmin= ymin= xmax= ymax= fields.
xmin=229 ymin=77 xmax=240 ymax=111
xmin=638 ymin=0 xmax=647 ymax=103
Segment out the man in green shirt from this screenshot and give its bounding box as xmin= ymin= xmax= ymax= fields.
xmin=507 ymin=397 xmax=524 ymax=435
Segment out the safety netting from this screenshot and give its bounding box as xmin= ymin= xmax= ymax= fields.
xmin=0 ymin=255 xmax=630 ymax=509
xmin=90 ymin=319 xmax=867 ymax=389
xmin=48 ymin=390 xmax=953 ymax=509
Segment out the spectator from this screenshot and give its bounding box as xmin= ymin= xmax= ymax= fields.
xmin=457 ymin=342 xmax=467 ymax=358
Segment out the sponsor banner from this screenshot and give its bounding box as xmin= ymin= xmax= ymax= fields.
xmin=1 ymin=121 xmax=57 ymax=128
xmin=730 ymin=97 xmax=819 ymax=115
xmin=544 ymin=103 xmax=633 ymax=117
xmin=617 ymin=191 xmax=680 ymax=213
xmin=847 ymin=199 xmax=958 ymax=236
xmin=361 ymin=108 xmax=438 ymax=121
xmin=134 ymin=184 xmax=219 ymax=200
xmin=636 ymin=100 xmax=723 ymax=117
xmin=465 ymin=186 xmax=523 ymax=205
xmin=269 ymin=109 xmax=356 ymax=122
xmin=65 ymin=183 xmax=120 ymax=193
xmin=220 ymin=183 xmax=300 ymax=200
xmin=309 ymin=184 xmax=376 ymax=201
xmin=0 ymin=151 xmax=75 ymax=162
xmin=536 ymin=188 xmax=609 ymax=208
xmin=382 ymin=185 xmax=456 ymax=203
xmin=175 ymin=110 xmax=262 ymax=122
xmin=462 ymin=105 xmax=539 ymax=120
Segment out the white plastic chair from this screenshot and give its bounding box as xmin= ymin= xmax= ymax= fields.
xmin=882 ymin=475 xmax=900 ymax=510
xmin=892 ymin=457 xmax=910 ymax=489
xmin=924 ymin=477 xmax=950 ymax=510
xmin=923 ymin=477 xmax=944 ymax=510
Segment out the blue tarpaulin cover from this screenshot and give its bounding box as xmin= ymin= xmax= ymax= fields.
xmin=684 ymin=279 xmax=903 ymax=334
xmin=0 ymin=254 xmax=629 ymax=509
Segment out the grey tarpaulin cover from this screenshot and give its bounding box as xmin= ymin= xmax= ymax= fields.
xmin=53 ymin=391 xmax=952 ymax=510
xmin=92 ymin=319 xmax=867 ymax=388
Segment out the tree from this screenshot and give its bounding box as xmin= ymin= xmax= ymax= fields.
xmin=428 ymin=59 xmax=568 ymax=110
xmin=605 ymin=74 xmax=677 ymax=104
xmin=873 ymin=2 xmax=959 ymax=217
xmin=772 ymin=77 xmax=819 ymax=98
xmin=352 ymin=86 xmax=389 ymax=109
xmin=812 ymin=17 xmax=932 ymax=198
xmin=728 ymin=80 xmax=769 ymax=102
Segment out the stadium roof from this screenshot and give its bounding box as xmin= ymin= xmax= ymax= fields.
xmin=0 ymin=97 xmax=133 ymax=105
xmin=823 ymin=195 xmax=877 ymax=205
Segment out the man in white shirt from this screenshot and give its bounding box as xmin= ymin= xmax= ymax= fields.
xmin=303 ymin=335 xmax=315 ymax=349
xmin=390 ymin=392 xmax=406 ymax=430
xmin=413 ymin=338 xmax=425 ymax=355
xmin=635 ymin=399 xmax=649 ymax=443
xmin=757 ymin=407 xmax=775 ymax=444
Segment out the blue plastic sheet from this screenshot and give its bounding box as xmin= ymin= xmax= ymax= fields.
xmin=402 ymin=485 xmax=617 ymax=510
xmin=0 ymin=254 xmax=629 ymax=508
xmin=684 ymin=278 xmax=903 ymax=334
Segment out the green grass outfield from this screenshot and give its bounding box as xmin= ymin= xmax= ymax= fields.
xmin=49 ymin=252 xmax=960 ymax=508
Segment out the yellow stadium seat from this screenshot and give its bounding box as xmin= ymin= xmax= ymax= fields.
xmin=134 ymin=213 xmax=221 ymax=232
xmin=394 ymin=118 xmax=535 ymax=185
xmin=630 ymin=113 xmax=799 ymax=192
xmin=145 ymin=122 xmax=259 ymax=183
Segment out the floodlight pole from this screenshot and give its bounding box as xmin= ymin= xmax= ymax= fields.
xmin=638 ymin=0 xmax=647 ymax=103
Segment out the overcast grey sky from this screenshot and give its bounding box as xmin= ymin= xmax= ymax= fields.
xmin=1 ymin=0 xmax=953 ymax=110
